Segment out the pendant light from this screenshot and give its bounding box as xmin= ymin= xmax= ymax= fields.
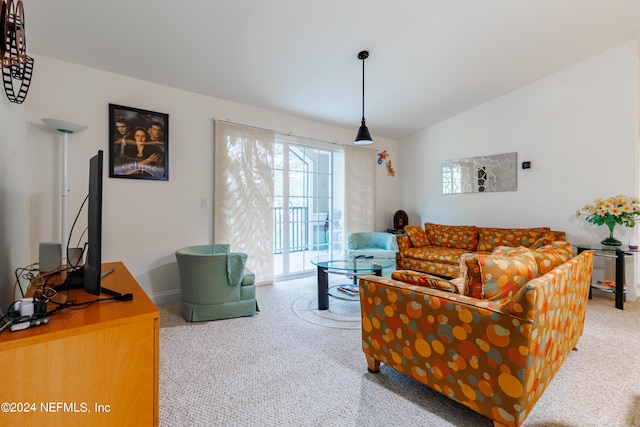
xmin=354 ymin=50 xmax=373 ymax=145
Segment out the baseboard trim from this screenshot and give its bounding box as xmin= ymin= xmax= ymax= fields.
xmin=150 ymin=289 xmax=181 ymax=305
xmin=626 ymin=289 xmax=637 ymax=301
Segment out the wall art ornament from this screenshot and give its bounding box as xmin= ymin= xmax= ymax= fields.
xmin=0 ymin=0 xmax=33 ymax=104
xmin=386 ymin=160 xmax=395 ymax=177
xmin=442 ymin=152 xmax=517 ymax=194
xmin=377 ymin=150 xmax=389 ymax=164
xmin=108 ymin=104 xmax=169 ymax=181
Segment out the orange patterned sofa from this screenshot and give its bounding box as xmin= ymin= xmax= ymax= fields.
xmin=359 ymin=243 xmax=593 ymax=427
xmin=397 ymin=222 xmax=566 ymax=278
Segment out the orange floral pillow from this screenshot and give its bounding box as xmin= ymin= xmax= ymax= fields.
xmin=404 ymin=225 xmax=429 ymax=248
xmin=478 ymin=250 xmax=538 ymax=301
xmin=529 ymin=234 xmax=555 ymax=249
xmin=391 ymin=270 xmax=459 ymax=294
xmin=477 ymin=227 xmax=550 ymax=252
xmin=494 ymin=241 xmax=572 ymax=276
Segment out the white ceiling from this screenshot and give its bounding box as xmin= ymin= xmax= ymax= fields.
xmin=24 ymin=0 xmax=640 ymax=140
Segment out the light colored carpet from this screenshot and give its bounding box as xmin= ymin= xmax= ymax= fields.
xmin=159 ymin=278 xmax=640 ymax=426
xmin=291 ymin=290 xmax=361 ymax=330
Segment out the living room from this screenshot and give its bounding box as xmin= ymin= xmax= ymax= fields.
xmin=1 ymin=2 xmax=639 ymax=305
xmin=1 ymin=2 xmax=640 ymax=425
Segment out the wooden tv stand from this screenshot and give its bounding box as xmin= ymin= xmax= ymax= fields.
xmin=0 ymin=262 xmax=159 ymax=426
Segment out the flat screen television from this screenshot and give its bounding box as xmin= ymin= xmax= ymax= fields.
xmin=58 ymin=150 xmax=103 ymax=293
xmin=57 ymin=150 xmax=132 ymax=300
xmin=83 ymin=149 xmax=103 ymax=295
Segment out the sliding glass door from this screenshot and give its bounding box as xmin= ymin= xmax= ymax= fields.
xmin=273 ymin=141 xmax=343 ymax=278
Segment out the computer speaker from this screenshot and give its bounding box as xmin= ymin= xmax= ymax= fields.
xmin=39 ymin=242 xmax=61 ymax=273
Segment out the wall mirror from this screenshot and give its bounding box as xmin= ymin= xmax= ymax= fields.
xmin=442 ymin=152 xmax=517 ymax=194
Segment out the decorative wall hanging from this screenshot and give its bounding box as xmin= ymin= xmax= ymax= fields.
xmin=386 ymin=160 xmax=395 ymax=177
xmin=1 ymin=0 xmax=33 ymax=104
xmin=108 ymin=104 xmax=169 ymax=181
xmin=442 ymin=152 xmax=517 ymax=194
xmin=377 ymin=150 xmax=389 ymax=164
xmin=376 ymin=150 xmax=395 ymax=177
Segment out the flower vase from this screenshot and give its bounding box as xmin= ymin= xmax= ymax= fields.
xmin=601 ymin=223 xmax=622 ymax=246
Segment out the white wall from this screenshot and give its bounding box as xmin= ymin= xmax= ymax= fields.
xmin=7 ymin=55 xmax=398 ymax=304
xmin=0 ymin=95 xmax=28 ymax=302
xmin=399 ymin=39 xmax=640 ymax=297
xmin=400 ymin=40 xmax=638 ymax=239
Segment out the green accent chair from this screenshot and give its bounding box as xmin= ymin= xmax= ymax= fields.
xmin=175 ymin=244 xmax=258 ymax=322
xmin=346 ymin=232 xmax=399 ymax=277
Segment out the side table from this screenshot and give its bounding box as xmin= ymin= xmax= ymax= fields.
xmin=386 ymin=228 xmax=405 ymax=234
xmin=573 ymin=243 xmax=637 ymax=310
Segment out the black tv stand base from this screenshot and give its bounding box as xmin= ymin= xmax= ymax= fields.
xmin=52 ymin=267 xmax=133 ymax=301
xmin=55 ymin=268 xmax=85 ymax=291
xmin=101 ymin=287 xmax=133 ymax=301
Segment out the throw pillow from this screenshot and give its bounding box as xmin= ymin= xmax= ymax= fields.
xmin=405 ymin=225 xmax=429 ymax=248
xmin=477 ymin=227 xmax=550 ymax=252
xmin=492 ymin=245 xmax=533 ymax=257
xmin=478 ymin=250 xmax=538 ymax=301
xmin=493 ymin=241 xmax=572 ymax=276
xmin=391 ymin=270 xmax=459 ymax=294
xmin=529 ymin=234 xmax=555 ymax=249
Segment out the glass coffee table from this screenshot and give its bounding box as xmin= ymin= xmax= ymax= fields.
xmin=311 ymin=256 xmax=394 ymax=310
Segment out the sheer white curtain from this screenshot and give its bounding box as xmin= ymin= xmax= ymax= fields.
xmin=213 ymin=121 xmax=275 ymax=285
xmin=343 ymin=145 xmax=376 ymax=235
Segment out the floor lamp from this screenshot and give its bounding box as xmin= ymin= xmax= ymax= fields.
xmin=41 ymin=118 xmax=88 ymax=265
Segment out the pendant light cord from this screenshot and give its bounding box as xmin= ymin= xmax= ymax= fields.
xmin=361 ymin=57 xmax=366 ymax=121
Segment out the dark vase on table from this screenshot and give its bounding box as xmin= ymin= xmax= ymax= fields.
xmin=601 ymin=223 xmax=622 ymax=246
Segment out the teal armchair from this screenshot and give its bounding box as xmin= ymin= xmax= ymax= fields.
xmin=346 ymin=232 xmax=398 ymax=277
xmin=175 ymin=244 xmax=258 ymax=322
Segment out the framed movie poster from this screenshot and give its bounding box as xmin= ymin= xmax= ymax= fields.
xmin=108 ymin=104 xmax=169 ymax=181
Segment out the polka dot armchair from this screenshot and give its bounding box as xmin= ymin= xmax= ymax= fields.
xmin=359 ymin=249 xmax=593 ymax=427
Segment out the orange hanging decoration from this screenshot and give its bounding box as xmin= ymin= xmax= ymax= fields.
xmin=386 ymin=160 xmax=395 ymax=177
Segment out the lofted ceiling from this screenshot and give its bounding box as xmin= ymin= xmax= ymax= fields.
xmin=24 ymin=0 xmax=640 ymax=140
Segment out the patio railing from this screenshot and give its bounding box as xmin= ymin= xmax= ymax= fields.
xmin=274 ymin=207 xmax=309 ymax=254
